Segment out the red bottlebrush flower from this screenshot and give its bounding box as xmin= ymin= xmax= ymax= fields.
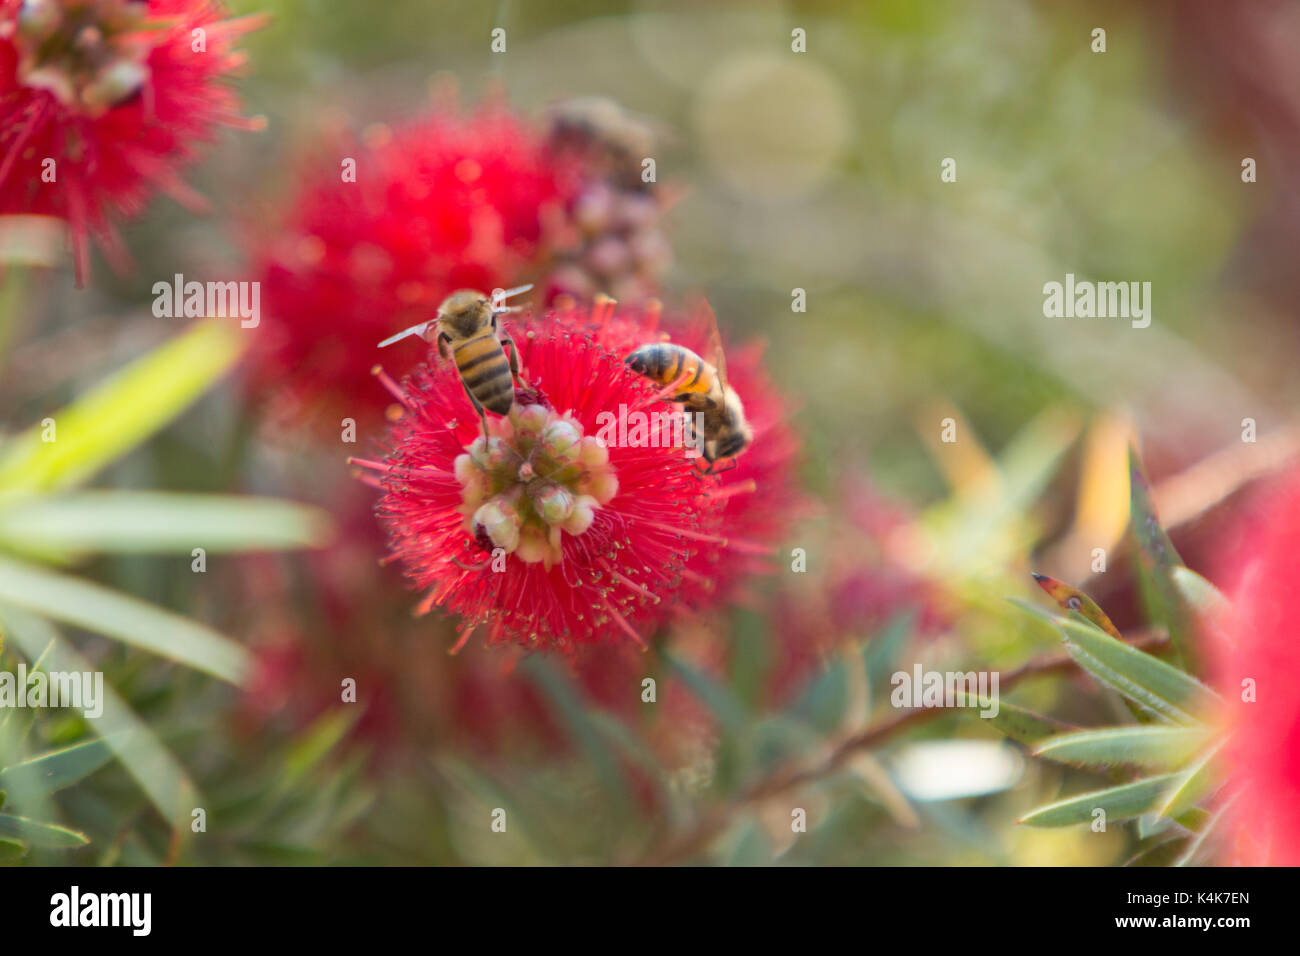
xmin=1210 ymin=467 xmax=1300 ymax=866
xmin=248 ymin=105 xmax=571 ymax=430
xmin=357 ymin=297 xmax=800 ymax=652
xmin=0 ymin=0 xmax=264 ymax=283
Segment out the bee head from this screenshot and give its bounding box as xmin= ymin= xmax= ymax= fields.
xmin=704 ymin=388 xmax=753 ymax=463
xmin=624 ymin=350 xmax=649 ymax=375
xmin=437 ymin=289 xmax=493 ymax=338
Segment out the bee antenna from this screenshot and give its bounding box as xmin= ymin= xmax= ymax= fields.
xmin=491 ymin=283 xmax=534 ymax=311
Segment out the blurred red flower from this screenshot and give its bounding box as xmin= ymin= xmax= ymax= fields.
xmin=358 ymin=297 xmax=799 ymax=652
xmin=1212 ymin=467 xmax=1300 ymax=865
xmin=0 ymin=0 xmax=263 ymax=283
xmin=248 ymin=104 xmax=572 ymax=430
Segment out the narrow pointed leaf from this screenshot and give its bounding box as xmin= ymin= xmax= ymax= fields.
xmin=663 ymin=653 xmax=749 ymax=739
xmin=0 ymin=606 xmax=200 ymax=830
xmin=1031 ymin=573 xmax=1123 ymax=639
xmin=0 ymin=492 xmax=331 ymax=556
xmin=0 ymin=556 xmax=248 ymax=683
xmin=0 ymin=813 xmax=89 ymax=848
xmin=277 ymin=709 xmax=359 ymax=795
xmin=524 ymin=656 xmax=631 ymax=809
xmin=0 ymin=321 xmax=244 ymax=497
xmin=1158 ymin=744 xmax=1222 ymax=819
xmin=1175 ymin=793 xmax=1234 ymax=867
xmin=1124 ymin=838 xmax=1189 ymax=867
xmin=0 ymin=836 xmax=25 ymax=862
xmin=971 ymin=697 xmax=1073 ymax=746
xmin=1020 ymin=773 xmax=1180 ymax=827
xmin=0 ymin=738 xmax=113 ymax=796
xmin=1129 ymin=448 xmax=1199 ymax=669
xmin=724 ymin=819 xmax=773 ymax=867
xmin=1058 ymin=617 xmax=1216 ymax=725
xmin=1033 ymin=726 xmax=1209 ymax=770
xmin=1170 ymin=566 xmax=1229 ymax=617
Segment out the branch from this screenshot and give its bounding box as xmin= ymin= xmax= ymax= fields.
xmin=638 ymin=629 xmax=1170 ymax=865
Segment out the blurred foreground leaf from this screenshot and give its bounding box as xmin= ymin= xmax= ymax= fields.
xmin=0 ymin=321 xmax=244 ymax=497
xmin=1030 ymin=573 xmax=1123 ymax=639
xmin=1033 ymin=726 xmax=1209 ymax=771
xmin=974 ymin=698 xmax=1072 ymax=746
xmin=1157 ymin=745 xmax=1221 ymax=819
xmin=1129 ymin=449 xmax=1199 ymax=671
xmin=0 ymin=606 xmax=200 ymax=831
xmin=1020 ymin=774 xmax=1181 ymax=827
xmin=0 ymin=492 xmax=331 ymax=558
xmin=0 ymin=555 xmax=248 ymax=683
xmin=1057 ymin=617 xmax=1215 ymax=725
xmin=0 ymin=738 xmax=113 ymax=797
xmin=0 ymin=812 xmax=88 ymax=849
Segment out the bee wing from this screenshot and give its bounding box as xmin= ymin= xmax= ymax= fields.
xmin=697 ymin=299 xmax=729 ymax=391
xmin=378 ymin=321 xmax=433 ymax=348
xmin=491 ymin=283 xmax=534 ymax=312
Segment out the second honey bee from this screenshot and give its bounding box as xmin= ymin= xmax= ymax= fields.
xmin=624 ymin=310 xmax=752 ymax=473
xmin=379 ymin=285 xmax=532 ymax=437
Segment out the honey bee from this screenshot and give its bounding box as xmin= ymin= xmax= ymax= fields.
xmin=624 ymin=306 xmax=752 ymax=474
xmin=379 ymin=285 xmax=532 ymax=437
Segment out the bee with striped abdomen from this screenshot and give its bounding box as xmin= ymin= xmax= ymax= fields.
xmin=624 ymin=306 xmax=752 ymax=474
xmin=379 ymin=285 xmax=532 ymax=438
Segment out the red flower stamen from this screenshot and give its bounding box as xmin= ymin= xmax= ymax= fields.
xmin=0 ymin=0 xmax=265 ymax=283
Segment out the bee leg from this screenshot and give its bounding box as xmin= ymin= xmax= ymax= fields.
xmin=500 ymin=334 xmax=522 ymax=384
xmin=437 ymin=332 xmax=453 ymax=363
xmin=700 ymin=458 xmax=738 ymax=477
xmin=460 ymin=378 xmax=491 ymax=441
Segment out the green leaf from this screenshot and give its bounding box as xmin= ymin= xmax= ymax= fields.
xmin=864 ymin=609 xmax=915 ymax=691
xmin=727 ymin=607 xmax=771 ymax=710
xmin=1008 ymin=596 xmax=1067 ymax=632
xmin=434 ymin=755 xmax=559 ymax=861
xmin=0 ymin=738 xmax=113 ymax=796
xmin=0 ymin=321 xmax=244 ymax=497
xmin=1170 ymin=566 xmax=1229 ymax=617
xmin=1158 ymin=744 xmax=1221 ymax=819
xmin=1057 ymin=617 xmax=1216 ymax=725
xmin=1020 ymin=774 xmax=1181 ymax=827
xmin=0 ymin=556 xmax=248 ymax=683
xmin=724 ymin=819 xmax=773 ymax=866
xmin=523 ymin=657 xmax=631 ymax=810
xmin=586 ymin=711 xmax=672 ymax=811
xmin=0 ymin=262 xmax=30 ymax=356
xmin=0 ymin=835 xmax=26 ymax=862
xmin=974 ymin=698 xmax=1073 ymax=746
xmin=789 ymin=654 xmax=850 ymax=733
xmin=1129 ymin=448 xmax=1199 ymax=670
xmin=0 ymin=492 xmax=331 ymax=557
xmin=1124 ymin=838 xmax=1189 ymax=867
xmin=938 ymin=410 xmax=1080 ymax=568
xmin=662 ymin=652 xmax=750 ymax=739
xmin=277 ymin=709 xmax=359 ymax=795
xmin=1033 ymin=726 xmax=1210 ymax=770
xmin=0 ymin=812 xmax=89 ymax=848
xmin=1175 ymin=792 xmax=1234 ymax=866
xmin=0 ymin=606 xmax=201 ymax=830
